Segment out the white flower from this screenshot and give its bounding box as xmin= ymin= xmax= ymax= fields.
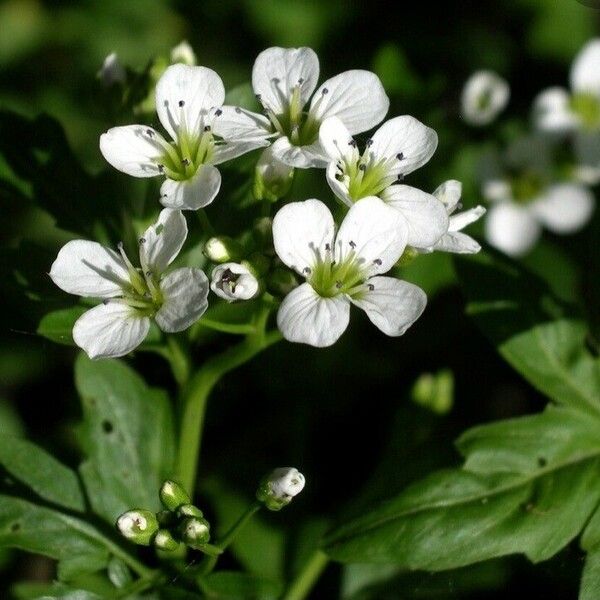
xmin=210 ymin=263 xmax=259 ymax=301
xmin=319 ymin=116 xmax=447 ymax=248
xmin=272 ymin=197 xmax=426 ymax=347
xmin=50 ymin=209 xmax=209 ymax=359
xmin=483 ymin=181 xmax=595 ymax=257
xmin=98 ymin=53 xmax=126 ymax=87
xmin=171 ymin=40 xmax=196 ymax=66
xmin=116 ymin=510 xmax=158 ymax=545
xmin=216 ymin=47 xmax=389 ymax=169
xmin=418 ymin=180 xmax=485 ymax=254
xmin=100 ymin=64 xmax=270 ymax=211
xmin=268 ymin=468 xmax=305 ymax=500
xmin=461 ymin=70 xmax=510 ymax=126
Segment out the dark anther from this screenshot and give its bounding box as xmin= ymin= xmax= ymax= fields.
xmin=157 ymin=164 xmax=165 ymax=172
xmin=102 ymin=299 xmax=110 ymax=305
xmin=178 ymin=100 xmax=185 ymax=107
xmin=215 ymin=108 xmax=223 ymax=116
xmin=255 ymin=94 xmax=262 ymax=101
xmin=397 ymin=174 xmax=404 ymax=182
xmin=117 ymin=241 xmax=124 ymax=250
xmin=358 ymin=164 xmax=366 ymax=171
xmin=204 ymin=125 xmax=211 ymax=132
xmin=235 ymin=106 xmax=242 ymax=114
xmin=298 ymin=77 xmax=304 ymax=84
xmin=373 ymin=258 xmax=382 ymax=265
xmin=303 ymin=267 xmax=312 ymax=274
xmin=335 ymin=173 xmax=343 ymax=181
xmin=349 ymin=240 xmax=356 ymax=248
xmin=146 ymin=271 xmax=152 ymax=277
xmin=367 ymin=283 xmax=375 ymax=291
xmin=182 ymin=158 xmax=190 ymax=166
xmin=272 ymin=77 xmax=280 ymax=83
xmin=335 ymin=281 xmax=343 ymax=289
xmin=348 ymin=139 xmax=357 ymax=147
xmin=139 ymin=237 xmax=146 ymax=244
xmin=146 ymin=129 xmax=154 ymax=136
xmin=366 ymin=139 xmax=373 ymax=147
xmin=396 ymin=152 xmax=404 ymax=161
xmin=325 ymin=243 xmax=331 ymax=251
xmin=322 ymin=88 xmax=329 ymax=95
xmin=221 ymin=268 xmax=235 ymax=283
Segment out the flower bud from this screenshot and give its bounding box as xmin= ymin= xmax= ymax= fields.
xmin=253 ymin=147 xmax=294 ymax=202
xmin=211 ymin=263 xmax=259 ymax=302
xmin=204 ymin=236 xmax=243 ymax=263
xmin=461 ymin=70 xmax=509 ymax=126
xmin=98 ymin=53 xmax=126 ymax=87
xmin=176 ymin=503 xmax=204 ymax=519
xmin=170 ymin=40 xmax=197 ymax=66
xmin=116 ymin=510 xmax=159 ymax=545
xmin=160 ymin=480 xmax=190 ymax=511
xmin=154 ymin=528 xmax=181 ymax=552
xmin=179 ymin=517 xmax=211 ymax=549
xmin=257 ymin=467 xmax=305 ymax=511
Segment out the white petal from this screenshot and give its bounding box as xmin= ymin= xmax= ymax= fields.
xmin=50 ymin=240 xmax=129 ymax=298
xmin=272 ymin=199 xmax=335 ymax=275
xmin=309 ymin=70 xmax=389 ymax=135
xmin=210 ymin=262 xmax=259 ymax=301
xmin=433 ymin=231 xmax=481 ymax=254
xmin=156 ymin=65 xmax=225 ymax=140
xmin=277 ymin=282 xmax=349 ymax=347
xmin=351 ymin=276 xmax=426 ymax=337
xmin=336 ymin=196 xmax=408 ymax=275
xmin=381 ymin=185 xmax=449 ymax=248
xmin=155 ymin=268 xmax=209 ymax=332
xmin=531 ymin=183 xmax=595 ymax=233
xmin=211 ymin=139 xmax=269 ymax=165
xmin=160 ymin=165 xmax=221 ymax=210
xmin=484 ymin=203 xmax=541 ymax=257
xmin=252 ymin=47 xmax=319 ymax=115
xmin=270 ymin=135 xmax=327 ymax=168
xmin=318 ymin=116 xmax=355 ymax=162
xmin=256 ymin=145 xmax=295 ymax=191
xmin=210 ymin=106 xmax=272 ymax=142
xmin=432 ymin=180 xmax=462 ymax=213
xmin=570 ymin=39 xmax=600 ymax=95
xmin=448 ymin=205 xmax=486 ymax=231
xmin=140 ymin=209 xmax=187 ymax=274
xmin=99 ymin=125 xmax=164 ymax=177
xmin=532 ymin=87 xmax=578 ymax=132
xmin=73 ymin=303 xmax=150 ymax=359
xmin=325 ymin=161 xmax=353 ymax=206
xmin=482 ymin=179 xmax=512 ymax=203
xmin=461 ymin=70 xmax=510 ymax=126
xmin=370 ymin=116 xmax=438 ymax=176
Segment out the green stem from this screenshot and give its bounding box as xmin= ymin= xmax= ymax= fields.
xmin=167 ymin=335 xmax=191 ymax=387
xmin=282 ymin=551 xmax=329 ymax=600
xmin=176 ymin=305 xmax=281 ymax=496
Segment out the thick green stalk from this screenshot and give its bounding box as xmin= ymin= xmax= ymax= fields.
xmin=282 ymin=550 xmax=329 ymax=600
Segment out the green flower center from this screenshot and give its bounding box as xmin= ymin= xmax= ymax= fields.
xmin=155 ymin=126 xmax=215 ymax=181
xmin=570 ymin=92 xmax=600 ymax=130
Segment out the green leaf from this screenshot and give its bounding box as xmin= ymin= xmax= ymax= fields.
xmin=37 ymin=307 xmax=87 ymax=345
xmin=323 ymin=405 xmax=600 ymax=568
xmin=456 ymin=251 xmax=600 ymax=417
xmin=581 ymin=548 xmax=600 ymax=600
xmin=0 ymin=435 xmax=84 ymax=512
xmin=75 ymin=354 xmax=175 ymax=523
xmin=199 ymin=571 xmax=283 ymax=600
xmin=12 ymin=582 xmax=104 ymax=600
xmin=224 ymin=83 xmax=261 ymax=112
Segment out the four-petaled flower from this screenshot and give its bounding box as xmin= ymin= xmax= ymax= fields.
xmin=272 ymin=197 xmax=426 ymax=347
xmin=100 ymin=64 xmax=270 ymax=211
xmin=216 ymin=47 xmax=389 ymax=169
xmin=319 ymin=115 xmax=447 ymax=249
xmin=50 ymin=209 xmax=209 ymax=359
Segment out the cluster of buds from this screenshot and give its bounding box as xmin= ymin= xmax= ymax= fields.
xmin=116 ymin=480 xmax=211 ymax=552
xmin=256 ymin=467 xmax=306 ymax=511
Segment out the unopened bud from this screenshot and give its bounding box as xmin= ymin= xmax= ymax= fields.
xmin=98 ymin=53 xmax=126 ymax=87
xmin=204 ymin=236 xmax=243 ymax=263
xmin=257 ymin=467 xmax=305 ymax=511
xmin=396 ymin=246 xmax=419 ymax=267
xmin=253 ymin=147 xmax=294 ymax=202
xmin=171 ymin=40 xmax=197 ymax=66
xmin=211 ymin=262 xmax=259 ymax=302
xmin=116 ymin=510 xmax=159 ymax=545
xmin=179 ymin=517 xmax=211 ymax=549
xmin=154 ymin=528 xmax=181 ymax=552
xmin=160 ymin=480 xmax=190 ymax=511
xmin=176 ymin=503 xmax=204 ymax=519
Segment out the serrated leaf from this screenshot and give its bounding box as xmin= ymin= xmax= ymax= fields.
xmin=75 ymin=354 xmax=175 ymax=523
xmin=0 ymin=435 xmax=85 ymax=512
xmin=199 ymin=571 xmax=283 ymax=600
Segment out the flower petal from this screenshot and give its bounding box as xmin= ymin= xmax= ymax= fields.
xmin=381 ymin=185 xmax=449 ymax=248
xmin=433 ymin=180 xmax=462 ymax=214
xmin=277 ymin=282 xmax=349 ymax=347
xmin=309 ymin=70 xmax=389 ymax=134
xmin=484 ymin=202 xmax=541 ymax=257
xmin=73 ymin=303 xmax=150 ymax=359
xmin=99 ymin=125 xmax=164 ymax=177
xmin=461 ymin=70 xmax=510 ymax=126
xmin=210 ymin=106 xmax=272 ymax=142
xmin=272 ymin=199 xmax=335 ymax=276
xmin=318 ymin=116 xmax=355 ymax=162
xmin=140 ymin=209 xmax=187 ymax=274
xmin=570 ymin=38 xmax=600 ymax=95
xmin=50 ymin=240 xmax=129 ymax=298
xmin=210 ymin=262 xmax=259 ymax=301
xmin=448 ymin=205 xmax=486 ymax=232
xmin=270 ymin=135 xmax=327 ymax=168
xmin=335 ymin=196 xmax=408 ymax=276
xmin=211 ymin=138 xmax=269 ymax=165
xmin=156 ymin=65 xmax=225 ymax=140
xmin=160 ymin=165 xmax=221 ymax=210
xmin=252 ymin=47 xmax=319 ymax=115
xmin=532 ymin=87 xmax=578 ymax=132
xmin=351 ymin=276 xmax=426 ymax=337
xmin=434 ymin=231 xmax=481 ymax=254
xmin=155 ymin=267 xmax=209 ymax=332
xmin=531 ymin=183 xmax=595 ymax=233
xmin=370 ymin=116 xmax=438 ymax=176
xmin=325 ymin=161 xmax=353 ymax=206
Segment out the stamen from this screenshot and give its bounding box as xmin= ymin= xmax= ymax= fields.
xmin=349 ymin=240 xmax=356 ymax=248
xmin=373 ymin=258 xmax=382 ymax=266
xmin=367 ymin=283 xmax=375 ymax=291
xmin=204 ymin=125 xmax=211 ymax=132
xmin=397 ymin=174 xmax=404 ymax=182
xmin=178 ymin=100 xmax=185 ymax=107
xmin=396 ymin=152 xmax=404 ymax=161
xmin=321 ymin=88 xmax=329 ymax=95
xmin=146 ymin=129 xmax=154 ymax=137
xmin=215 ymin=109 xmax=223 ymax=117
xmin=366 ymin=139 xmax=373 ymax=147
xmin=139 ymin=237 xmax=146 ymax=244
xmin=335 ymin=281 xmax=343 ymax=289
xmin=303 ymin=267 xmax=312 ymax=275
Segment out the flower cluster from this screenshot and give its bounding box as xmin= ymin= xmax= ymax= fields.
xmin=51 ymin=46 xmax=483 ymax=357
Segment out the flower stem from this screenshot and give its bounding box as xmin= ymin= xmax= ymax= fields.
xmin=176 ymin=305 xmax=281 ymax=496
xmin=282 ymin=550 xmax=329 ymax=600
